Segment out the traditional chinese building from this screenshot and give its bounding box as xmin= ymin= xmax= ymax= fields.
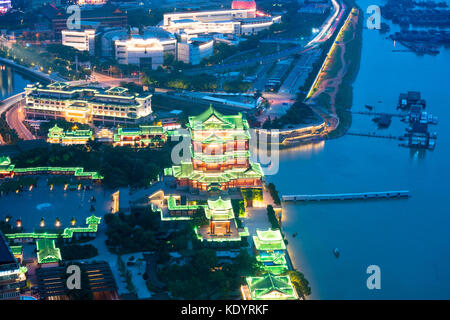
xmin=0 ymin=156 xmax=14 ymax=178
xmin=165 ymin=106 xmax=263 ymax=192
xmin=205 ymin=197 xmax=235 ymax=236
xmin=36 ymin=239 xmax=62 ymax=265
xmin=113 ymin=125 xmax=166 ymax=147
xmin=47 ymin=124 xmax=93 ymax=145
xmin=253 ymin=228 xmax=288 ymax=274
xmin=242 ymin=273 xmax=298 ymax=300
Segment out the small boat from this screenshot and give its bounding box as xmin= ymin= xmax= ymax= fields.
xmin=333 ymin=248 xmax=340 ymax=258
xmin=365 ymin=104 xmax=373 ymax=110
xmin=292 ymin=232 xmax=298 ymax=238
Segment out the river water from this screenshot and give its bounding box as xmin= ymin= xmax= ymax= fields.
xmin=1 ymin=0 xmax=449 ymax=299
xmin=0 ymin=64 xmax=33 ymax=100
xmin=267 ymin=0 xmax=450 ymax=299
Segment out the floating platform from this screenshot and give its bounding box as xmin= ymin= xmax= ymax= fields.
xmin=282 ymin=191 xmax=410 ymax=202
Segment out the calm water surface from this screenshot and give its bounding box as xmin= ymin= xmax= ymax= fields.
xmin=267 ymin=0 xmax=450 ymax=299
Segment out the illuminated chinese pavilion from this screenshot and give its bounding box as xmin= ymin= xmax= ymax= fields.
xmin=166 ymin=106 xmax=263 ymax=192
xmin=205 ymin=197 xmax=235 ymax=236
xmin=242 ymin=273 xmax=298 ymax=300
xmin=47 ymin=124 xmax=93 ymax=145
xmin=113 ymin=125 xmax=166 ymax=147
xmin=36 ymin=239 xmax=62 ymax=265
xmin=253 ymin=228 xmax=288 ymax=274
xmin=0 ymin=156 xmax=14 ymax=178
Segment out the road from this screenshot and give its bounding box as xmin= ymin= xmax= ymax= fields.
xmin=6 ymin=102 xmax=35 ymax=140
xmin=0 ymin=92 xmax=34 ymax=142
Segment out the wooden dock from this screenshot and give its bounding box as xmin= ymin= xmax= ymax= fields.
xmin=282 ymin=191 xmax=410 ymax=202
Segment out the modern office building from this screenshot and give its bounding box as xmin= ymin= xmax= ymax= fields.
xmin=24 ymin=82 xmax=153 ymax=125
xmin=162 ymin=5 xmax=281 ymax=36
xmin=165 ymin=106 xmax=264 ymax=192
xmin=0 ymin=231 xmax=26 ymax=300
xmin=177 ymin=35 xmax=214 ymax=65
xmin=61 ymin=22 xmax=100 ymax=56
xmin=101 ymin=27 xmax=177 ymax=68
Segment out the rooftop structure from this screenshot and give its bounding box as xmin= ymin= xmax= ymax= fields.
xmin=36 ymin=239 xmax=62 ymax=264
xmin=253 ymin=228 xmax=286 ymax=251
xmin=47 ymin=124 xmax=93 ymax=145
xmin=165 ymin=106 xmax=264 ymax=192
xmin=243 ymin=273 xmax=298 ymax=300
xmin=113 ymin=125 xmax=166 ymax=147
xmin=24 ymin=82 xmax=153 ymax=125
xmin=232 ymin=0 xmax=256 ymax=10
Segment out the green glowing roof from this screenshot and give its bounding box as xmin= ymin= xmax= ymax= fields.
xmin=188 ymin=106 xmax=249 ymax=131
xmin=5 ymin=214 xmax=101 ymax=240
xmin=167 ymin=196 xmax=206 ymax=211
xmin=170 ymin=161 xmax=263 ymax=184
xmin=246 ymin=273 xmax=298 ymax=300
xmin=12 ymin=166 xmax=103 ymax=180
xmin=205 ymin=197 xmax=235 ymax=220
xmin=36 ymin=239 xmax=62 ymax=264
xmin=10 ymin=246 xmax=23 ymax=256
xmin=253 ymin=229 xmax=286 ymax=251
xmin=0 ymin=156 xmax=14 ymax=172
xmin=86 ymin=214 xmax=101 ymax=227
xmin=48 ymin=125 xmax=93 ymax=140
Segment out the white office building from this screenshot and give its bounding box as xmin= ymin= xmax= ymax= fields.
xmin=177 ymin=36 xmax=214 ymax=65
xmin=115 ymin=36 xmax=165 ymax=69
xmin=61 ymin=22 xmax=100 ymax=56
xmin=162 ymin=8 xmax=280 ymax=36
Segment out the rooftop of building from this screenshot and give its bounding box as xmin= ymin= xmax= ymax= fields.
xmin=0 ymin=231 xmax=17 ymax=266
xmin=187 ymin=106 xmax=249 ymax=131
xmin=246 ymin=273 xmax=298 ymax=300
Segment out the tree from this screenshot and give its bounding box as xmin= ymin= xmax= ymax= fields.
xmin=286 ymin=270 xmax=311 ymax=298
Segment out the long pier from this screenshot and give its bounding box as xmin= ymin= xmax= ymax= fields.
xmin=346 ymin=132 xmax=401 ymax=140
xmin=351 ymin=111 xmax=405 ymax=118
xmin=282 ymin=190 xmax=410 ymax=202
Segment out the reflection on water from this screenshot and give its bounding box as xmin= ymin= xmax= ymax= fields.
xmin=278 ymin=140 xmax=325 ymax=159
xmin=0 ymin=64 xmax=33 ymax=100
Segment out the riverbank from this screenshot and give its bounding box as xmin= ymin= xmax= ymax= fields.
xmin=0 ymin=57 xmax=59 ymax=84
xmin=306 ymin=4 xmax=363 ymax=139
